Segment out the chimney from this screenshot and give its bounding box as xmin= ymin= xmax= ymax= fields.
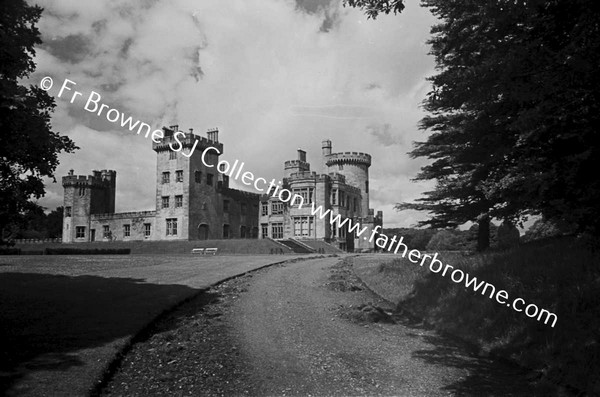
xmin=207 ymin=127 xmax=219 ymax=142
xmin=297 ymin=149 xmax=306 ymax=162
xmin=322 ymin=139 xmax=332 ymax=156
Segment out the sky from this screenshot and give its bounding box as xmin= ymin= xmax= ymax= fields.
xmin=28 ymin=0 xmax=439 ymax=228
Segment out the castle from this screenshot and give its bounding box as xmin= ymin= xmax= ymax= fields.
xmin=62 ymin=126 xmax=382 ymax=251
xmin=259 ymin=140 xmax=382 ymax=251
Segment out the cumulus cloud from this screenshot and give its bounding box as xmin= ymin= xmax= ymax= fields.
xmin=30 ymin=0 xmax=437 ymax=227
xmin=367 ymin=123 xmax=404 ymax=146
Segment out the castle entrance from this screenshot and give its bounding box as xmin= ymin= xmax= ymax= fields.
xmin=198 ymin=224 xmax=209 ymax=240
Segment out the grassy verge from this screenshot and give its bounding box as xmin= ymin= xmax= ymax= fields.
xmin=353 ymin=237 xmax=600 ymax=394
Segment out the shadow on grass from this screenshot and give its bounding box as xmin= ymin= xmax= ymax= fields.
xmin=391 ymin=236 xmax=599 ymax=394
xmin=411 ymin=334 xmax=547 ymax=396
xmin=387 ymin=311 xmax=555 ymax=396
xmin=0 ymin=272 xmax=200 ymax=395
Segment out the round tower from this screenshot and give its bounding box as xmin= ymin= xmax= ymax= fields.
xmin=326 ymin=151 xmax=372 ymax=216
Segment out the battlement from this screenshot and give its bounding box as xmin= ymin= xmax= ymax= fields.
xmin=284 ymin=160 xmax=310 ymax=169
xmin=337 ymin=184 xmax=362 ymax=195
xmin=62 ymin=169 xmax=116 ymax=188
xmin=325 ymin=152 xmax=371 ymax=167
xmin=152 ymin=126 xmax=224 ymax=154
xmin=287 ymin=171 xmax=331 ymax=183
xmin=328 ymin=173 xmax=347 ymax=183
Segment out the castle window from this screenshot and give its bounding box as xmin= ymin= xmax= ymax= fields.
xmin=123 ymin=224 xmax=130 ymax=237
xmin=78 ymin=187 xmax=85 ymax=197
xmin=223 ymin=224 xmax=230 ymax=239
xmin=103 ymin=225 xmax=110 ymax=239
xmin=353 ymin=198 xmax=357 ymax=212
xmin=76 ymin=226 xmax=85 ymax=238
xmin=219 ymin=163 xmax=227 ymax=173
xmin=365 ymin=181 xmax=369 ymax=193
xmin=271 ymin=222 xmax=283 ymax=239
xmin=272 ymin=202 xmax=283 ymax=215
xmin=338 ymin=164 xmax=343 ymax=170
xmin=162 ymin=172 xmax=170 ymax=184
xmin=206 ymin=173 xmax=214 ymax=186
xmin=261 ymin=202 xmax=269 ymax=216
xmin=332 ymin=190 xmax=337 ymax=205
xmin=166 ymin=218 xmax=178 ymax=236
xmin=144 ymin=223 xmax=151 ymax=237
xmin=241 ymin=203 xmax=247 ymax=215
xmin=162 ymin=196 xmax=170 ymax=208
xmin=176 ymin=170 xmax=183 ymax=182
xmin=261 ymin=223 xmax=268 ymax=238
xmin=65 ymin=206 xmax=72 ymax=217
xmin=293 ymin=188 xmax=313 ymax=205
xmin=223 ymin=199 xmax=229 ymax=212
xmin=169 ymin=150 xmax=177 ymax=160
xmin=194 ymin=170 xmax=202 ymax=183
xmin=293 ymin=216 xmax=314 ymax=237
xmin=175 ymin=195 xmax=183 ymax=208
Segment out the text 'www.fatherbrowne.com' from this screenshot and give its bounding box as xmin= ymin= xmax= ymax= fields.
xmin=306 ymin=203 xmax=558 ymax=328
xmin=40 ymin=75 xmax=557 ymax=328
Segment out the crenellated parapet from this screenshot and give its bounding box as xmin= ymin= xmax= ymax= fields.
xmin=284 ymin=160 xmax=310 ymax=171
xmin=337 ymin=184 xmax=361 ymax=196
xmin=325 ymin=152 xmax=371 ymax=167
xmin=152 ymin=126 xmax=224 ymax=154
xmin=327 ymin=172 xmax=347 ymax=183
xmin=62 ymin=169 xmax=116 ymax=189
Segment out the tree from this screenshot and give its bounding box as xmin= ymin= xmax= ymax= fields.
xmin=46 ymin=206 xmax=63 ymax=238
xmin=348 ymin=0 xmax=600 ymax=246
xmin=0 ymin=1 xmax=77 ymax=245
xmin=343 ymin=0 xmax=405 ymax=19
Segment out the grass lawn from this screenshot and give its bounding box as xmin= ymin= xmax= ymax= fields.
xmin=352 ymin=237 xmax=600 ymax=395
xmin=0 ymin=253 xmax=303 ymax=396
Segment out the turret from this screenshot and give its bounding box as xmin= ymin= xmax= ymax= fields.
xmin=325 ymin=149 xmax=372 ymax=216
xmin=284 ymin=149 xmax=311 ymax=178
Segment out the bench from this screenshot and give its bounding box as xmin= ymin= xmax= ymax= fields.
xmin=191 ymin=248 xmax=205 ymax=254
xmin=204 ymin=248 xmax=218 ymax=255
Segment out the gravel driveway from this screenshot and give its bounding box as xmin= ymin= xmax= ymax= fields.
xmin=102 ymin=256 xmax=555 ymax=396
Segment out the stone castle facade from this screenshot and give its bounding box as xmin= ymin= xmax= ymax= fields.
xmin=259 ymin=140 xmax=383 ymax=251
xmin=62 ymin=126 xmax=382 ymax=251
xmin=62 ymin=126 xmax=260 ymax=243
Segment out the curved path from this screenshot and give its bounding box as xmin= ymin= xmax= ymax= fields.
xmin=104 ymin=256 xmax=554 ymax=396
xmin=0 ymin=254 xmax=307 ymax=397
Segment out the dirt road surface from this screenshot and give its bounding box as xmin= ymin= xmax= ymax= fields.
xmin=103 ymin=256 xmax=554 ymax=396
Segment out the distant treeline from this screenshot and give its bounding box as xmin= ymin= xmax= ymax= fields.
xmin=383 ymin=218 xmax=561 ymax=252
xmin=9 ymin=207 xmax=63 ymax=240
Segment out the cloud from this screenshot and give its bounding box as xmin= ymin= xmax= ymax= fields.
xmin=367 ymin=123 xmax=404 ymax=146
xmin=30 ymin=0 xmax=438 ymax=228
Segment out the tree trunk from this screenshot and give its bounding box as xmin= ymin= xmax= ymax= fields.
xmin=477 ymin=213 xmax=490 ymax=252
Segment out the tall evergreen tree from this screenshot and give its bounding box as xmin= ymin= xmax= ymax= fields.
xmin=348 ymin=1 xmax=600 ymax=245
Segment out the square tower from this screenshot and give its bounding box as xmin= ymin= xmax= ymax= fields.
xmin=152 ymin=126 xmax=225 ymax=240
xmin=62 ymin=169 xmax=116 ymax=242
